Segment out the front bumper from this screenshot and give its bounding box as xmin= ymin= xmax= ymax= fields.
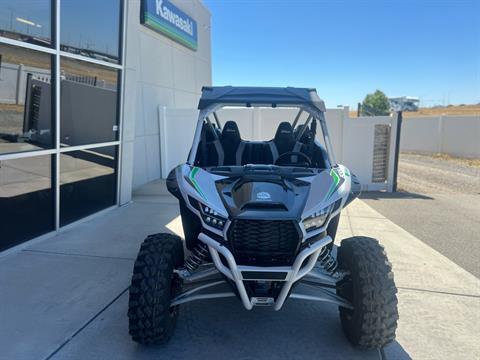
xmin=198 ymin=232 xmax=332 ymax=310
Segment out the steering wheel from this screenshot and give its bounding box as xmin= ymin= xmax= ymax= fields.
xmin=274 ymin=151 xmax=312 ymax=167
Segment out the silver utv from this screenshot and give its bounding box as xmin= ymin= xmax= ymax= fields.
xmin=128 ymin=86 xmax=398 ymax=349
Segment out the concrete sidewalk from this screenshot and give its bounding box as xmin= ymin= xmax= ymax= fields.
xmin=0 ymin=180 xmax=479 ymax=360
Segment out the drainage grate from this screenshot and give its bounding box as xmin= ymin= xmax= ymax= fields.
xmin=372 ymin=124 xmax=391 ymax=183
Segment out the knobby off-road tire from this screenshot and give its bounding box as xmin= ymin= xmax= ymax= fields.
xmin=336 ymin=236 xmax=398 ymax=349
xmin=128 ymin=233 xmax=184 ymax=344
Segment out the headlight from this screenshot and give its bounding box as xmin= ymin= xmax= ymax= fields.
xmin=199 ymin=204 xmax=227 ymax=230
xmin=303 ymin=204 xmax=333 ymax=232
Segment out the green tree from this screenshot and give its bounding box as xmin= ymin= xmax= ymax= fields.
xmin=361 ymin=90 xmax=390 ymax=116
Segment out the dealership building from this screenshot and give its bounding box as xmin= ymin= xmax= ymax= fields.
xmin=0 ymin=0 xmax=211 ymax=251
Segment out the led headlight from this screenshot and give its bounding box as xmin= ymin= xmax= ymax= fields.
xmin=303 ymin=204 xmax=333 ymax=232
xmin=199 ymin=204 xmax=227 ymax=230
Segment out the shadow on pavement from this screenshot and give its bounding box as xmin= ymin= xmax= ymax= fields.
xmin=383 ymin=341 xmax=413 ymax=360
xmin=360 ymin=191 xmax=433 ymax=201
xmin=52 ymin=292 xmax=414 ymax=360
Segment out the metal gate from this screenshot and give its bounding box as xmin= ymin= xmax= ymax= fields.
xmin=372 ymin=124 xmax=391 ymax=183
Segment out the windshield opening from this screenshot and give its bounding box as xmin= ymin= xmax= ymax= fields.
xmin=192 ymin=106 xmax=331 ymax=171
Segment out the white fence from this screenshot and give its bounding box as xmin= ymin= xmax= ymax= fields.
xmin=0 ymin=62 xmax=51 ymax=105
xmin=400 ymin=115 xmax=480 ymax=158
xmin=158 ymin=106 xmax=399 ymax=192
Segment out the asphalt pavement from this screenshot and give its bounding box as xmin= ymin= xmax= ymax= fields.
xmin=362 ymin=153 xmax=480 ymax=278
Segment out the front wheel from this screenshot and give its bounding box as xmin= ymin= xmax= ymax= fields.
xmin=128 ymin=233 xmax=184 ymax=344
xmin=336 ymin=236 xmax=398 ymax=349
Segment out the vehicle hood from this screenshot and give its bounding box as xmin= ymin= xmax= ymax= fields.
xmin=215 ymin=169 xmax=346 ymax=221
xmin=216 ymin=177 xmax=310 ymax=220
xmin=175 ymin=165 xmax=349 ymax=222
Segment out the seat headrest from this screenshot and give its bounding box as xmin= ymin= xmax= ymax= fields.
xmin=221 ymin=121 xmax=241 ymax=143
xmin=204 ymin=123 xmax=219 ymax=142
xmin=274 ymin=122 xmax=295 ymax=144
xmin=294 ymin=124 xmax=311 ymax=143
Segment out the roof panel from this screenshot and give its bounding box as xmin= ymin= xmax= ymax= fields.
xmin=198 ymin=86 xmax=326 ymax=112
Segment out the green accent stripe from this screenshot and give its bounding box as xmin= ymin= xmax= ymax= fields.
xmin=189 ymin=167 xmax=207 ymax=201
xmin=144 ymin=13 xmax=197 ymax=50
xmin=324 ymin=169 xmax=340 ymax=201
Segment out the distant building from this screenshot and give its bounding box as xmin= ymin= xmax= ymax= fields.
xmin=389 ymin=96 xmax=420 ymax=112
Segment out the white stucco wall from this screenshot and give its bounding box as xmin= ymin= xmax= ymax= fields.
xmin=120 ymin=0 xmax=211 ymax=204
xmin=400 ymin=115 xmax=480 ymax=158
xmin=342 ymin=115 xmax=395 ymax=191
xmin=158 ymin=107 xmax=397 ymax=191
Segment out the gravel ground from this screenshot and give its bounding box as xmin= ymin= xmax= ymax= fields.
xmin=397 ymin=153 xmax=480 ymax=194
xmin=362 ymin=153 xmax=480 ymax=278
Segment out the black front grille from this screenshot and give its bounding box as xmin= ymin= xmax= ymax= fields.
xmin=228 ymin=219 xmax=301 ymax=266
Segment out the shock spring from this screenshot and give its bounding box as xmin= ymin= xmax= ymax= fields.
xmin=185 ymin=243 xmax=209 ymax=272
xmin=317 ymin=246 xmax=338 ymax=275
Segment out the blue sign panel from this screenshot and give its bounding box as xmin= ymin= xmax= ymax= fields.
xmin=141 ymin=0 xmax=198 ymax=50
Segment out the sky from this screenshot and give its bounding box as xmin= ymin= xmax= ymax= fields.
xmin=204 ymin=0 xmax=480 ymax=109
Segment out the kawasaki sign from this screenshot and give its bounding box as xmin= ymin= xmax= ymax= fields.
xmin=141 ymin=0 xmax=198 ymax=51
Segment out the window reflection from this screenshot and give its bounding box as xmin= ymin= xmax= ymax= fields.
xmin=60 ymin=0 xmax=121 ymax=64
xmin=0 ymin=0 xmax=52 ymax=47
xmin=0 ymin=43 xmax=53 ymax=154
xmin=60 ymin=146 xmax=117 ymax=226
xmin=0 ymin=155 xmax=54 ymax=250
xmin=60 ymin=57 xmax=119 ymax=147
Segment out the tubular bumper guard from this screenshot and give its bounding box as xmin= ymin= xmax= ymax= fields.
xmin=198 ymin=232 xmax=332 ymax=310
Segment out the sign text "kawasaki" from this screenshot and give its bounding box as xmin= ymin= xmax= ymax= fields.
xmin=141 ymin=0 xmax=198 ymax=50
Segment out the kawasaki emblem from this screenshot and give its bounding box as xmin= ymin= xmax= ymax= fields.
xmin=256 ymin=191 xmax=272 ymax=201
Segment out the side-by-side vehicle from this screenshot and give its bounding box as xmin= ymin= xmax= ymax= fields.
xmin=127 ymin=86 xmax=398 ymax=349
